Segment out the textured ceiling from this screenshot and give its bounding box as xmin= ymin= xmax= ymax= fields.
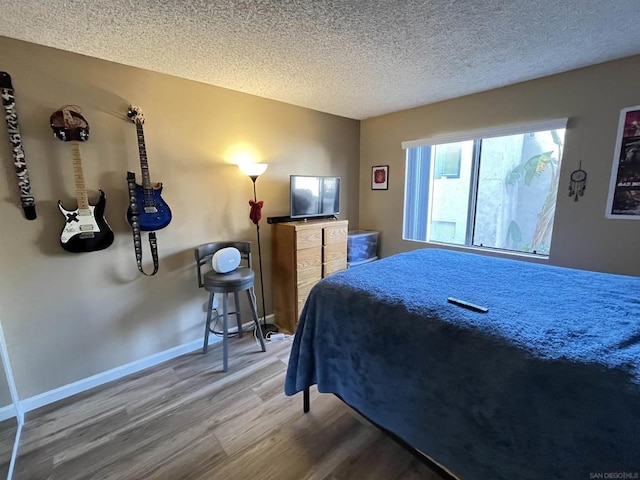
xmin=1 ymin=0 xmax=640 ymax=119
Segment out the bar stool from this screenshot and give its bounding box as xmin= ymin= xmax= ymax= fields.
xmin=194 ymin=241 xmax=266 ymax=371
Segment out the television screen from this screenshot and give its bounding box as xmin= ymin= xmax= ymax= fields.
xmin=290 ymin=175 xmax=340 ymax=219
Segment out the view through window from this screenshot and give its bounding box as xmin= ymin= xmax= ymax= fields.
xmin=403 ymin=123 xmax=566 ymax=256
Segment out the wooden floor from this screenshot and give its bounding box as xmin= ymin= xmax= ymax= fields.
xmin=13 ymin=334 xmax=444 ymax=480
xmin=0 ymin=417 xmax=17 ymax=478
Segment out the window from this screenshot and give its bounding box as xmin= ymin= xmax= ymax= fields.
xmin=433 ymin=144 xmax=462 ymax=179
xmin=403 ymin=119 xmax=567 ymax=257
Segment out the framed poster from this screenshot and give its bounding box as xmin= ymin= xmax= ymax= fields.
xmin=371 ymin=165 xmax=389 ymax=190
xmin=606 ymin=105 xmax=640 ymax=219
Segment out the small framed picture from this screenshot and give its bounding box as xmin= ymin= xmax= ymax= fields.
xmin=371 ymin=165 xmax=389 ymax=190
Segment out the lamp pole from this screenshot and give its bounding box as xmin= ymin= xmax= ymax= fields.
xmin=248 ymin=174 xmax=278 ymax=336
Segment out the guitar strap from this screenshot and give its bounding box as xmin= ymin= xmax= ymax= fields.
xmin=127 ymin=172 xmax=159 ymax=276
xmin=1 ymin=72 xmax=36 ymax=220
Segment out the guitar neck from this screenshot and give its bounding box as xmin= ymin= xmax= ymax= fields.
xmin=71 ymin=142 xmax=90 ymax=213
xmin=135 ymin=122 xmax=152 ymax=191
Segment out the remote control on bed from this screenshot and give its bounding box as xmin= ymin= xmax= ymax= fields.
xmin=447 ymin=297 xmax=489 ymax=313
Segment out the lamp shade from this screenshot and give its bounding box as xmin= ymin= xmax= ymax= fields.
xmin=238 ymin=163 xmax=268 ymax=178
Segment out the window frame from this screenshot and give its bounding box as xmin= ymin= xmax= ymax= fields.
xmin=433 ymin=145 xmax=463 ymax=179
xmin=402 ymin=118 xmax=568 ymax=258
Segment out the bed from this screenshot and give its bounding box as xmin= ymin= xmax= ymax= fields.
xmin=284 ymin=248 xmax=640 ymax=480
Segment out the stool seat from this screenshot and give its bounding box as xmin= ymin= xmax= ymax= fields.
xmin=203 ymin=267 xmax=254 ymax=292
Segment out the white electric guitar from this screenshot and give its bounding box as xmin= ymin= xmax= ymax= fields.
xmin=50 ymin=107 xmax=114 ymax=253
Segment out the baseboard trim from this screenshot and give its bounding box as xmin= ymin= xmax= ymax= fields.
xmin=0 ymin=403 xmax=17 ymax=422
xmin=20 ymin=337 xmax=218 ymax=414
xmin=20 ymin=315 xmax=275 ymax=414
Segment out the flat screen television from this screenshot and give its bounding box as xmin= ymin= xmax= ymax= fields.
xmin=290 ymin=175 xmax=341 ymax=219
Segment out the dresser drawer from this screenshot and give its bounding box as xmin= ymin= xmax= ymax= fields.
xmin=323 ymin=223 xmax=348 ymax=245
xmin=297 ymin=298 xmax=308 ymax=318
xmin=297 ymin=266 xmax=322 ymax=287
xmin=323 ymin=243 xmax=346 ymax=263
xmin=296 ymin=246 xmax=322 ymax=269
xmin=323 ymin=257 xmax=347 ymax=277
xmin=296 ymin=228 xmax=322 ymax=250
xmin=297 ymin=280 xmax=318 ymax=314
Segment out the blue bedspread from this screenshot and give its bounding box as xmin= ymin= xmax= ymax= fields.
xmin=285 ymin=249 xmax=640 ymax=479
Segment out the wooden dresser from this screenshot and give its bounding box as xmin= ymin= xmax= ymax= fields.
xmin=271 ymin=219 xmax=348 ymax=333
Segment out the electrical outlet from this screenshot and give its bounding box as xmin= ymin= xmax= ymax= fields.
xmin=203 ymin=294 xmax=221 ymax=312
xmin=212 ymin=293 xmax=237 ymax=312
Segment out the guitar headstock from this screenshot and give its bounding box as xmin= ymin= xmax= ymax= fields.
xmin=127 ymin=105 xmax=145 ymax=125
xmin=50 ymin=106 xmax=89 ymax=142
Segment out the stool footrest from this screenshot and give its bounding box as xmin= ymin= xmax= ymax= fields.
xmin=201 ymin=289 xmax=266 ymax=371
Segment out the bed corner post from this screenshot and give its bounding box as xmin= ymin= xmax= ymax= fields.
xmin=303 ymin=387 xmax=310 ymax=413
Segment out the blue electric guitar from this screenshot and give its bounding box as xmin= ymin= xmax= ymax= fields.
xmin=126 ymin=106 xmax=172 ymax=231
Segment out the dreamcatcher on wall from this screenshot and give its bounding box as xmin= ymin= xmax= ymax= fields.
xmin=569 ymin=161 xmax=587 ymax=201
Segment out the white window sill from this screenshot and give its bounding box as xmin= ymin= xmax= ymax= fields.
xmin=404 ymin=238 xmax=550 ymax=261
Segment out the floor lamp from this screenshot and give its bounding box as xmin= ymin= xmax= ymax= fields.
xmin=239 ymin=163 xmax=278 ymax=336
